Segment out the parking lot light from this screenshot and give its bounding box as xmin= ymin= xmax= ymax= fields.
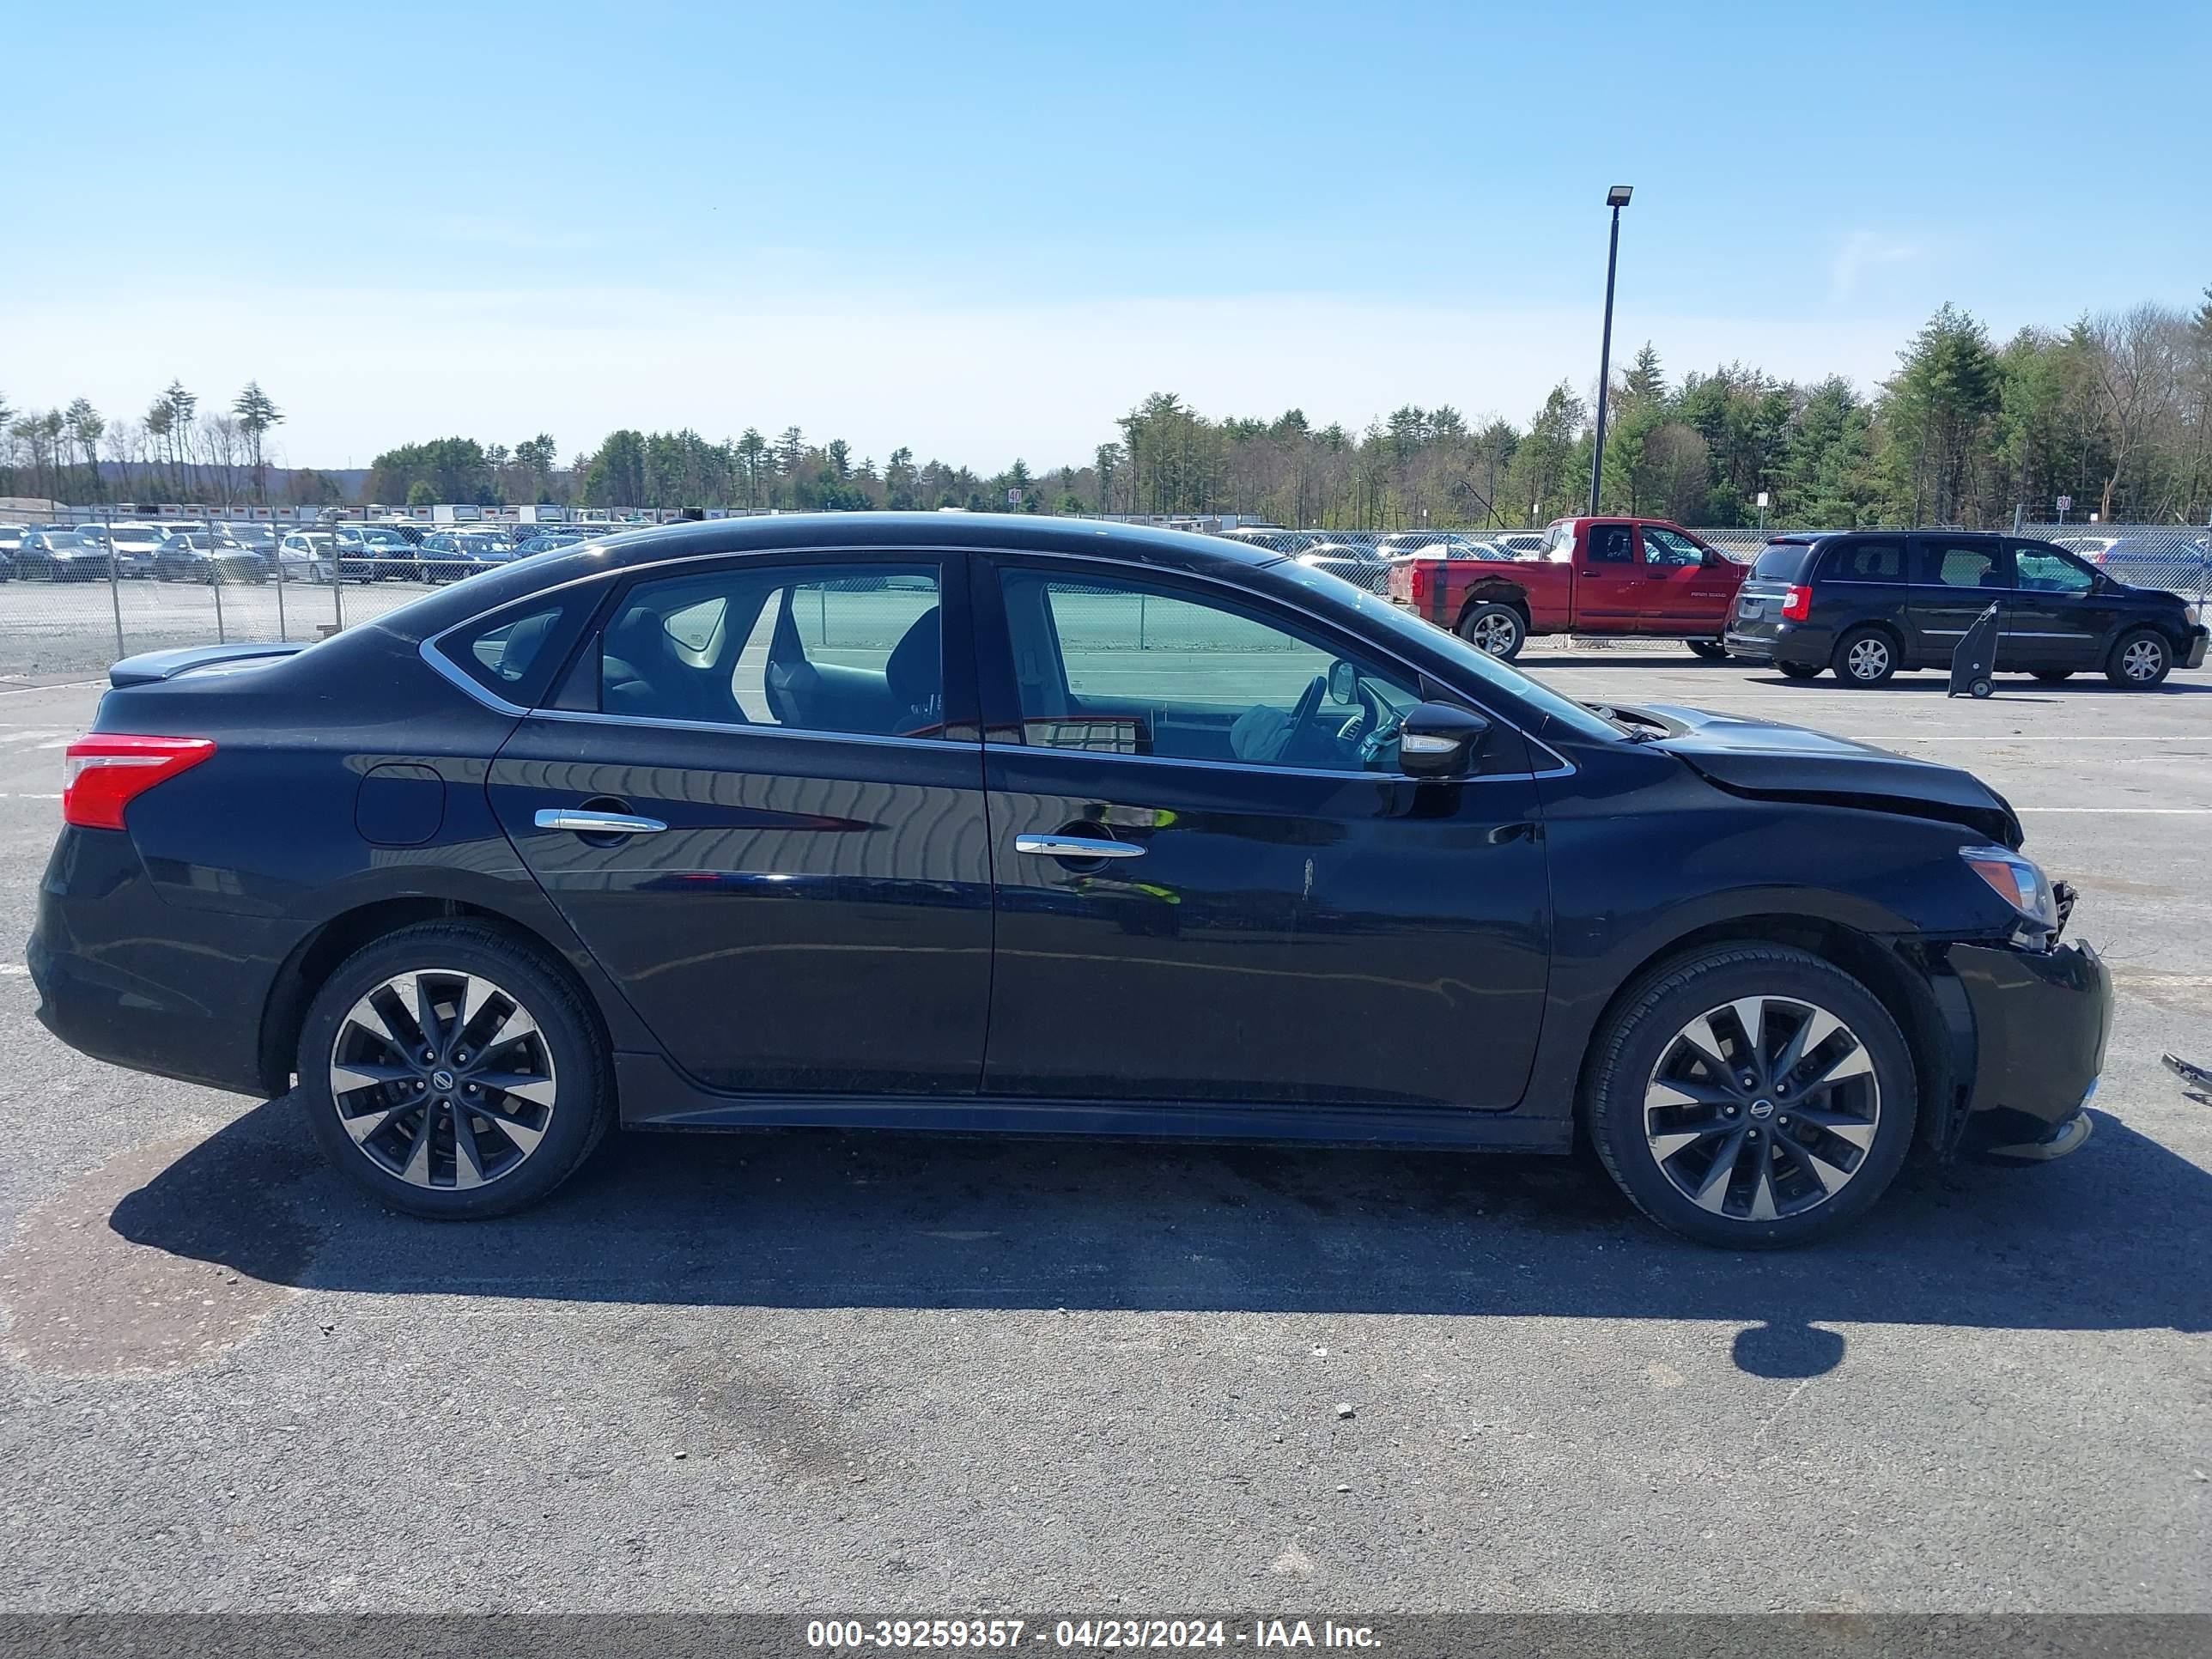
xmin=1589 ymin=185 xmax=1633 ymax=517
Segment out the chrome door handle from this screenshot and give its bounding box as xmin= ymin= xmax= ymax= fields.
xmin=534 ymin=808 xmax=667 ymax=836
xmin=1014 ymin=833 xmax=1146 ymax=860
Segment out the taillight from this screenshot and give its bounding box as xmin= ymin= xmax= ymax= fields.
xmin=1410 ymin=563 xmax=1430 ymax=605
xmin=62 ymin=735 xmax=216 ymax=830
xmin=1780 ymin=584 xmax=1812 ymax=623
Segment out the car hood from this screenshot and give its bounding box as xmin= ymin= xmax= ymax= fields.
xmin=1634 ymin=703 xmax=2023 ymax=848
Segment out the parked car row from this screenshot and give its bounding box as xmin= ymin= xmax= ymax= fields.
xmin=0 ymin=520 xmax=600 ymax=586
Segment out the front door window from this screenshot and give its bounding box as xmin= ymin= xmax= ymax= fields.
xmin=994 ymin=569 xmax=1421 ymax=774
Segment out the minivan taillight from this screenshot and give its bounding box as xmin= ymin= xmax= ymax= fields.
xmin=62 ymin=735 xmax=216 ymax=830
xmin=1780 ymin=584 xmax=1812 ymax=623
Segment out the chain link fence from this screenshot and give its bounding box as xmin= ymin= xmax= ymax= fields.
xmin=0 ymin=511 xmax=2203 ymax=679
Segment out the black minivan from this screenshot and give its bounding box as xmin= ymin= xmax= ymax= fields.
xmin=1724 ymin=531 xmax=2208 ymax=688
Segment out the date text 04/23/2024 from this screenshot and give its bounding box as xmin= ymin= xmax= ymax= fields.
xmin=805 ymin=1620 xmax=1382 ymax=1650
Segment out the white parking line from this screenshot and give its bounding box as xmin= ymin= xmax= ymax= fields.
xmin=2015 ymin=807 xmax=2212 ymax=814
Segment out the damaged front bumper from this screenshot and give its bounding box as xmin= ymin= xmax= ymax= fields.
xmin=1943 ymin=936 xmax=2112 ymax=1158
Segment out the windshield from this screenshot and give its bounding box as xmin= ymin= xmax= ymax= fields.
xmin=1271 ymin=560 xmax=1625 ymax=745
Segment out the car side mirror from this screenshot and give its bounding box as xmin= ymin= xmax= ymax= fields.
xmin=1328 ymin=658 xmax=1359 ymax=703
xmin=1397 ymin=702 xmax=1492 ymax=780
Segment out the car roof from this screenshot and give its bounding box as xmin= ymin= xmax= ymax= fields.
xmin=368 ymin=513 xmax=1291 ymax=641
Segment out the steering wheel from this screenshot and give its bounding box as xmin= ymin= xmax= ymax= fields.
xmin=1279 ymin=674 xmax=1329 ymax=764
xmin=1358 ymin=704 xmax=1407 ymax=766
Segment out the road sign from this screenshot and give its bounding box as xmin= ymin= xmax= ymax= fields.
xmin=2057 ymin=495 xmax=2072 ymax=514
xmin=1006 ymin=488 xmax=1023 ymax=507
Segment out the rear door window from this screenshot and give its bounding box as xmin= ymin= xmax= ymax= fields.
xmin=1917 ymin=541 xmax=2011 ymax=591
xmin=1822 ymin=539 xmax=1910 ymax=582
xmin=599 ymin=563 xmax=949 ymax=739
xmin=1586 ymin=524 xmax=1636 ymax=564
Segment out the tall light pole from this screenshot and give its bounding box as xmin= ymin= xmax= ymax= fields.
xmin=1588 ymin=185 xmax=1632 ymax=516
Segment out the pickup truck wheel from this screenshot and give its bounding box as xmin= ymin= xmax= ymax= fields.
xmin=2106 ymin=629 xmax=2171 ymax=689
xmin=1457 ymin=603 xmax=1525 ymax=660
xmin=1832 ymin=626 xmax=1899 ymax=686
xmin=1583 ymin=945 xmax=1917 ymax=1249
xmin=1685 ymin=639 xmax=1729 ymax=661
xmin=1777 ymin=662 xmax=1825 ymax=681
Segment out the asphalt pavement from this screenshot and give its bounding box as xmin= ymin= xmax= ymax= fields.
xmin=0 ymin=652 xmax=2205 ymax=1614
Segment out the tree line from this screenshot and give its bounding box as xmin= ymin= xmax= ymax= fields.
xmin=7 ymin=291 xmax=2208 ymax=531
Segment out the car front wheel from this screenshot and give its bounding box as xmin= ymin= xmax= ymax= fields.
xmin=2106 ymin=629 xmax=2171 ymax=689
xmin=296 ymin=921 xmax=614 ymax=1218
xmin=1777 ymin=662 xmax=1824 ymax=681
xmin=1686 ymin=639 xmax=1729 ymax=661
xmin=1583 ymin=945 xmax=1917 ymax=1248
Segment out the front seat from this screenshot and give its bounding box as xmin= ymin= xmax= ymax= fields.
xmin=884 ymin=606 xmax=943 ymax=736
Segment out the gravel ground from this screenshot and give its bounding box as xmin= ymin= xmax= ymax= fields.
xmin=0 ymin=650 xmax=2204 ymax=1615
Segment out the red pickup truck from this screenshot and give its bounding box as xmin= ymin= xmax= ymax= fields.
xmin=1388 ymin=517 xmax=1748 ymax=660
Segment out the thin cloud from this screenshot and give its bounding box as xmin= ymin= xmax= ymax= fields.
xmin=1831 ymin=231 xmax=1919 ymax=301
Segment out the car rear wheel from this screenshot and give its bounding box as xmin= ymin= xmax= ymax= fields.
xmin=1777 ymin=662 xmax=1824 ymax=681
xmin=1456 ymin=603 xmax=1525 ymax=660
xmin=1685 ymin=639 xmax=1729 ymax=661
xmin=2106 ymin=629 xmax=2171 ymax=689
xmin=1832 ymin=626 xmax=1899 ymax=687
xmin=296 ymin=921 xmax=614 ymax=1218
xmin=1583 ymin=945 xmax=1917 ymax=1248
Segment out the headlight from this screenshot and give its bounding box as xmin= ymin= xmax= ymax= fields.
xmin=2186 ymin=603 xmax=2202 ymax=627
xmin=1960 ymin=845 xmax=2057 ymax=928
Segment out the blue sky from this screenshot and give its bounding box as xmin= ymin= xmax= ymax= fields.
xmin=9 ymin=0 xmax=2208 ymax=471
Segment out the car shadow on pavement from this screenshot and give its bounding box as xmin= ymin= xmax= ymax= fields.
xmin=106 ymin=1097 xmax=2211 ymax=1379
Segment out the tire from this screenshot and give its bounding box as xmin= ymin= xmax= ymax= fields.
xmin=1456 ymin=602 xmax=1526 ymax=660
xmin=1777 ymin=662 xmax=1824 ymax=681
xmin=1831 ymin=625 xmax=1899 ymax=687
xmin=2031 ymin=670 xmax=2072 ymax=683
xmin=1968 ymin=678 xmax=1993 ymax=700
xmin=2106 ymin=628 xmax=2172 ymax=689
xmin=295 ymin=921 xmax=614 ymax=1218
xmin=1685 ymin=639 xmax=1729 ymax=661
xmin=1583 ymin=944 xmax=1917 ymax=1248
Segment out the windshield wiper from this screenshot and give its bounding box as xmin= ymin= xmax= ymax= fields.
xmin=1583 ymin=702 xmax=1667 ymax=741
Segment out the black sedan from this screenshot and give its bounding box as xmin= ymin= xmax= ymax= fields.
xmin=30 ymin=515 xmax=2111 ymax=1247
xmin=15 ymin=527 xmax=115 ymax=580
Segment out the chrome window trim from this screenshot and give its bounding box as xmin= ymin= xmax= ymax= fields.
xmin=416 ymin=538 xmax=1576 ymax=779
xmin=526 ymin=705 xmax=974 ymax=754
xmin=419 ymin=635 xmax=531 ymax=716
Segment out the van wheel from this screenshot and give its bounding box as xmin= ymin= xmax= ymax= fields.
xmin=1832 ymin=626 xmax=1899 ymax=686
xmin=1777 ymin=662 xmax=1824 ymax=681
xmin=2106 ymin=629 xmax=2171 ymax=689
xmin=1686 ymin=639 xmax=1729 ymax=661
xmin=296 ymin=921 xmax=614 ymax=1218
xmin=1583 ymin=945 xmax=1917 ymax=1248
xmin=1456 ymin=604 xmax=1525 ymax=659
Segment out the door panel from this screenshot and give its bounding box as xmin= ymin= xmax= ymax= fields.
xmin=977 ymin=559 xmax=1552 ymax=1110
xmin=2004 ymin=543 xmax=2103 ymax=670
xmin=1571 ymin=521 xmax=1641 ymax=626
xmin=1909 ymin=538 xmax=2010 ymax=665
xmin=488 ymin=556 xmax=994 ymax=1096
xmin=983 ymin=751 xmax=1550 ymax=1107
xmin=1641 ymin=526 xmax=1739 ymax=634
